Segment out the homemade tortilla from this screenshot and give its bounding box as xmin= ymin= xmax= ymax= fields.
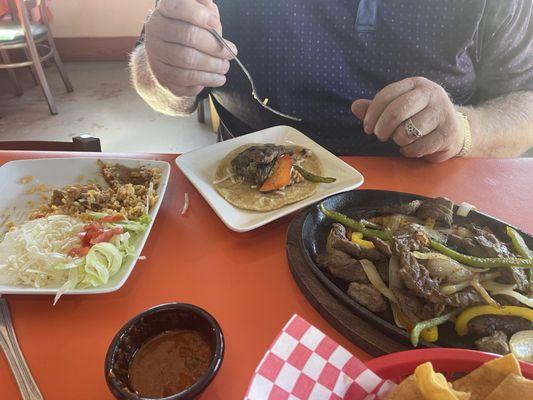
xmin=214 ymin=144 xmax=322 ymax=211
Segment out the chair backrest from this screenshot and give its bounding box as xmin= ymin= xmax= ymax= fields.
xmin=0 ymin=135 xmax=102 ymax=152
xmin=6 ymin=0 xmax=50 ymax=26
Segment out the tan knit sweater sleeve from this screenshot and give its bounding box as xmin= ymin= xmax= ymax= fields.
xmin=129 ymin=44 xmax=198 ymax=116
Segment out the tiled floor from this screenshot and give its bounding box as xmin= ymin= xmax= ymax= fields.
xmin=0 ymin=61 xmax=216 ymax=153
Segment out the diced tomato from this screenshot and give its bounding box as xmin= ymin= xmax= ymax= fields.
xmin=100 ymin=214 xmax=124 ymax=223
xmin=90 ymin=226 xmax=124 ymax=245
xmin=68 ymin=246 xmax=90 ymax=257
xmin=32 ymin=213 xmax=45 ymax=219
xmin=83 ymin=221 xmax=103 ymax=231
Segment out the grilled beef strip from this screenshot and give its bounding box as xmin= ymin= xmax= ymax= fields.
xmin=371 ymin=237 xmax=393 ymax=257
xmin=379 ymin=200 xmax=422 ymax=216
xmin=475 ymin=331 xmax=510 ymax=355
xmin=416 ymin=197 xmax=454 ymax=227
xmin=315 ymin=250 xmax=369 ymax=283
xmin=398 ymin=249 xmax=449 ymax=304
xmin=328 ymin=223 xmax=385 ymax=261
xmin=230 ymin=144 xmax=291 ymax=185
xmin=391 ymin=224 xmax=430 ymax=253
xmin=498 ymin=267 xmax=529 ymax=293
xmin=347 ymin=282 xmax=388 ymax=313
xmin=467 ymin=315 xmax=533 ymax=337
xmin=391 ymin=287 xmax=444 ymax=322
xmin=447 ymin=287 xmax=484 ymax=308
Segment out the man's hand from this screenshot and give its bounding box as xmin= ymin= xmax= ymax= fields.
xmin=351 ymin=77 xmax=464 ymax=162
xmin=144 ymin=0 xmax=237 ymax=97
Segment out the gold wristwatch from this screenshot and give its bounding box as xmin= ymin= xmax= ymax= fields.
xmin=456 ymin=111 xmax=472 ymax=157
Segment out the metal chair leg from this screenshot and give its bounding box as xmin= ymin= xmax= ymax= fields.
xmin=23 ymin=48 xmax=39 ymax=86
xmin=26 ymin=42 xmax=58 ymax=114
xmin=0 ymin=50 xmax=23 ymax=96
xmin=45 ymin=35 xmax=73 ymax=93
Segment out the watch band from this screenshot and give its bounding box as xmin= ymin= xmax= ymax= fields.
xmin=456 ymin=111 xmax=472 ymax=157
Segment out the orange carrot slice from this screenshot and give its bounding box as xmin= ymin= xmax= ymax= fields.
xmin=259 ymin=154 xmax=292 ymax=192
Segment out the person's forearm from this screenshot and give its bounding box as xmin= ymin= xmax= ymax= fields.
xmin=129 ymin=44 xmax=198 ymax=117
xmin=458 ymin=91 xmax=533 ymax=157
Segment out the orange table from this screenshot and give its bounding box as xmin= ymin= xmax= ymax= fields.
xmin=0 ymin=151 xmax=532 ymax=400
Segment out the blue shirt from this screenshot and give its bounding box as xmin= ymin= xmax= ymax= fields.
xmin=143 ymin=1 xmax=533 ymax=155
xmin=210 ymin=0 xmax=533 ymax=155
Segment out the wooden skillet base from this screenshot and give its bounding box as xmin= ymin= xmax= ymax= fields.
xmin=286 ymin=210 xmax=410 ymax=356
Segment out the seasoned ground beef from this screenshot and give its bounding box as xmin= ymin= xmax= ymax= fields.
xmin=32 ymin=162 xmax=160 ymax=220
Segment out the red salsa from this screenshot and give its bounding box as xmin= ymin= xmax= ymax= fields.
xmin=128 ymin=330 xmax=212 ymax=398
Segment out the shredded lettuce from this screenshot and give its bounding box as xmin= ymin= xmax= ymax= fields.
xmin=113 ymin=214 xmax=150 ymax=232
xmin=77 ymin=242 xmax=123 ymax=288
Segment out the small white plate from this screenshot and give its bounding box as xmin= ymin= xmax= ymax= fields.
xmin=0 ymin=158 xmax=170 ymax=295
xmin=176 ymin=125 xmax=364 ymax=232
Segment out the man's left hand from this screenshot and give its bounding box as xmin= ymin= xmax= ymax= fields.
xmin=351 ymin=77 xmax=464 ymax=162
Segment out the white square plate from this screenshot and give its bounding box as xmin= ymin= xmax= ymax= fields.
xmin=0 ymin=158 xmax=170 ymax=295
xmin=176 ymin=126 xmax=364 ymax=232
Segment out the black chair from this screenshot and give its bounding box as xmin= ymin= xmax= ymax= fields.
xmin=0 ymin=134 xmax=102 ymax=151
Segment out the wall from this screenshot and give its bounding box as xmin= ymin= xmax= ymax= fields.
xmin=50 ymin=0 xmax=153 ymax=37
xmin=49 ymin=0 xmax=154 ymax=61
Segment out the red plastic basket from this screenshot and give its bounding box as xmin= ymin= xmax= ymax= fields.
xmin=366 ymin=348 xmax=533 ymax=383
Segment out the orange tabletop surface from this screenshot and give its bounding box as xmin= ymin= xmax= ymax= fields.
xmin=0 ymin=151 xmax=532 ymax=400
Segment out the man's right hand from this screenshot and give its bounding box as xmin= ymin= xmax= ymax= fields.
xmin=144 ymin=0 xmax=236 ymax=97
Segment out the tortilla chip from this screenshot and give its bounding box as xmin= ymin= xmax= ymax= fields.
xmin=452 ymin=354 xmax=522 ymax=400
xmin=414 ymin=362 xmax=470 ymax=400
xmin=384 ymin=375 xmax=425 ymax=400
xmin=484 ymin=373 xmax=533 ymax=400
xmin=214 ymin=144 xmax=321 ymax=211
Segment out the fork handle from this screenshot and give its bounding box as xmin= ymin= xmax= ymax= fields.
xmin=0 ymin=298 xmax=44 ymax=400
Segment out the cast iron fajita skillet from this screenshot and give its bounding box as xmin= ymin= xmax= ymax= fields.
xmin=298 ymin=190 xmax=533 ymax=349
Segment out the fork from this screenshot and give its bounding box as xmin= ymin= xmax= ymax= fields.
xmin=209 ymin=28 xmax=302 ymax=122
xmin=0 ymin=296 xmax=43 ymax=400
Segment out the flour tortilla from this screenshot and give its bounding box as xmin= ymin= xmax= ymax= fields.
xmin=214 ymin=144 xmax=322 ymax=211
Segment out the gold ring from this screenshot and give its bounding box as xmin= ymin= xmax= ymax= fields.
xmin=405 ymin=118 xmax=423 ymax=139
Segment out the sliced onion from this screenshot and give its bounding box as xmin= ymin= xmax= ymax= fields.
xmin=180 ymin=192 xmax=189 ymax=215
xmin=412 ymin=251 xmax=449 ymax=260
xmin=456 ymin=226 xmax=474 ymax=238
xmin=456 ymin=202 xmax=476 ymax=217
xmin=389 ymin=214 xmax=403 ymax=230
xmin=491 ymin=289 xmax=533 ymax=308
xmin=509 ymin=330 xmax=533 ymax=362
xmin=441 ymin=272 xmax=500 ymax=295
xmin=471 ymin=275 xmax=501 ymax=308
xmin=212 ymin=173 xmax=235 ymax=184
xmin=483 ymin=280 xmax=517 ymax=292
xmin=360 ymin=259 xmax=397 ymax=303
xmin=388 ymin=256 xmax=401 ymax=289
xmin=441 ymin=281 xmax=471 ymax=295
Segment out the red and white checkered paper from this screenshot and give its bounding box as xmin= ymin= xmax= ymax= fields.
xmin=245 ymin=315 xmax=396 ymax=400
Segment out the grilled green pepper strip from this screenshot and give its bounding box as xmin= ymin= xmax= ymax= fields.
xmin=319 ymin=203 xmax=392 ymax=240
xmin=430 ymin=240 xmax=533 ymax=268
xmin=360 ymin=219 xmax=383 ymax=230
xmin=506 ymin=226 xmax=533 ymax=285
xmin=410 ymin=311 xmax=458 ymax=347
xmin=295 ymin=165 xmax=336 ymax=183
xmin=506 ymin=226 xmax=533 ymax=259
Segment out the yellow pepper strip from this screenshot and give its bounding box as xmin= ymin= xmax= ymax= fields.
xmin=351 ymin=232 xmax=363 ymax=239
xmin=425 ymin=217 xmax=436 ymax=229
xmin=351 ymin=233 xmax=375 ymax=249
xmin=455 ymin=305 xmax=533 ymax=336
xmin=393 ymin=304 xmax=438 ymax=344
xmin=421 ymin=326 xmax=439 ymax=343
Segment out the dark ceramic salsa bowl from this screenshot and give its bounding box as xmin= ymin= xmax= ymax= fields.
xmin=105 ymin=303 xmax=224 ymax=400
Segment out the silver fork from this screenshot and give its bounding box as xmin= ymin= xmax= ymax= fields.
xmin=0 ymin=296 xmax=43 ymax=400
xmin=209 ymin=28 xmax=302 ymax=122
